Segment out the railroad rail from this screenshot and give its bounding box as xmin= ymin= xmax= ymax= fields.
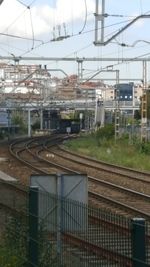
xmin=8 ymin=135 xmax=150 ymax=219
xmin=42 ymin=142 xmax=150 ymax=219
xmin=1 ymin=136 xmax=150 ymax=267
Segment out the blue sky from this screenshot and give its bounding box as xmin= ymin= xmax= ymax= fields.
xmin=0 ymin=0 xmax=150 ymax=83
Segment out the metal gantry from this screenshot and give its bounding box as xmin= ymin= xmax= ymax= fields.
xmin=94 ymin=0 xmax=150 ymax=46
xmin=92 ymin=67 xmax=120 ymax=139
xmin=94 ymin=0 xmax=105 ymax=45
xmin=141 ymin=61 xmax=148 ymax=142
xmin=114 ymin=70 xmax=120 ymax=141
xmin=0 ymin=56 xmax=149 ymax=140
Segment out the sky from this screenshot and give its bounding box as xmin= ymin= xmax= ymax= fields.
xmin=0 ymin=0 xmax=150 ymax=83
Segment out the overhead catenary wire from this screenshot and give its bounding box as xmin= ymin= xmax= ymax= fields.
xmin=1 ymin=1 xmax=150 ymax=94
xmin=0 ymin=1 xmax=145 ymax=57
xmin=28 ymin=6 xmax=35 ymax=49
xmin=0 ymin=0 xmax=38 ymax=56
xmin=81 ymin=49 xmax=150 ymax=82
xmin=16 ymin=0 xmax=37 ymax=8
xmin=0 ymin=17 xmax=131 ymax=59
xmin=0 ymin=31 xmax=43 ymax=43
xmin=16 ymin=0 xmax=36 ymax=50
xmin=2 ymin=24 xmax=150 ymax=70
xmin=9 ymin=21 xmax=150 ymax=70
xmin=16 ymin=0 xmax=28 ymax=8
xmin=78 ymin=0 xmax=87 ymax=34
xmin=0 ymin=1 xmax=150 ymax=76
xmin=3 ymin=0 xmax=37 ymax=34
xmin=15 ymin=18 xmax=135 ymax=58
xmin=114 ymin=39 xmax=150 ymax=47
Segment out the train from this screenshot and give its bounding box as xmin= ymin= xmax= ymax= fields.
xmin=43 ymin=110 xmax=80 ymax=134
xmin=56 ymin=119 xmax=80 ymax=134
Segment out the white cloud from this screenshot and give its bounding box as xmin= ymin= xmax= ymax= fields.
xmin=0 ymin=0 xmax=95 ymax=38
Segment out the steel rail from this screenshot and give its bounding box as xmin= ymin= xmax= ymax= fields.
xmin=89 ymin=191 xmax=150 ymax=220
xmin=8 ymin=137 xmax=150 ymax=219
xmin=56 ymin=145 xmax=150 ymax=183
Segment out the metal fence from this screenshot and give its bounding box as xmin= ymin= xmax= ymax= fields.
xmin=0 ymin=187 xmax=150 ymax=267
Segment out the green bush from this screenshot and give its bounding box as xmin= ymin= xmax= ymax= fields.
xmin=11 ymin=114 xmax=27 ymax=134
xmin=1 ymin=215 xmax=65 ymax=267
xmin=140 ymin=142 xmax=150 ymax=155
xmin=0 ymin=215 xmax=27 ymax=267
xmin=95 ymin=124 xmax=115 ymax=146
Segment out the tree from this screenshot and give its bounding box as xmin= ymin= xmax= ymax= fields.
xmin=11 ymin=112 xmax=27 ymax=133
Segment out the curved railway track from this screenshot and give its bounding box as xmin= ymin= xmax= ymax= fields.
xmin=55 ymin=145 xmax=150 ymax=181
xmin=0 ymin=136 xmax=149 ymax=267
xmin=7 ymin=135 xmax=150 ymax=220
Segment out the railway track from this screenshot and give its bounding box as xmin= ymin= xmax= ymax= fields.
xmin=40 ymin=142 xmax=150 ymax=219
xmin=9 ymin=135 xmax=71 ymax=174
xmin=8 ymin=135 xmax=150 ymax=219
xmin=55 ymin=145 xmax=150 ymax=182
xmin=1 ymin=136 xmax=150 ymax=266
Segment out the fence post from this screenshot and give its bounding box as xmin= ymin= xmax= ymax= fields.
xmin=28 ymin=186 xmax=39 ymax=267
xmin=131 ymin=218 xmax=146 ymax=267
xmin=56 ymin=174 xmax=63 ymax=264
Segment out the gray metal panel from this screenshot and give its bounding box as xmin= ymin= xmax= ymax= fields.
xmin=30 ymin=174 xmax=88 ymax=203
xmin=30 ymin=174 xmax=57 ymax=194
xmin=61 ymin=174 xmax=88 ymax=231
xmin=30 ymin=174 xmax=57 ymax=232
xmin=61 ymin=174 xmax=88 ymax=203
xmin=30 ymin=174 xmax=88 ymax=232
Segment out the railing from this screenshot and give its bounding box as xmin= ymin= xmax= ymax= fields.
xmin=0 ymin=187 xmax=150 ymax=267
xmin=0 ymin=99 xmax=140 ymax=111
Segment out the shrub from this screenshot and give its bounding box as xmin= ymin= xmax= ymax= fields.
xmin=140 ymin=142 xmax=150 ymax=155
xmin=95 ymin=124 xmax=115 ymax=145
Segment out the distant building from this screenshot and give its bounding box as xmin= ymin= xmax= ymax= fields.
xmin=134 ymin=84 xmax=143 ymax=101
xmin=76 ymin=85 xmax=96 ymax=100
xmin=0 ymin=62 xmax=144 ymax=104
xmin=114 ymin=83 xmax=134 ymax=101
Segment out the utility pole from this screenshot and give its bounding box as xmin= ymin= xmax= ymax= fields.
xmin=114 ymin=70 xmax=120 ymax=141
xmin=77 ymin=59 xmax=83 ymax=84
xmin=94 ymin=0 xmax=105 ymax=45
xmin=141 ymin=61 xmax=148 ymax=142
xmin=28 ymin=109 xmax=31 ymax=137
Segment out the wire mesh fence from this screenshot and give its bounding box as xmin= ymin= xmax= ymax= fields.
xmin=0 ymin=186 xmax=150 ymax=267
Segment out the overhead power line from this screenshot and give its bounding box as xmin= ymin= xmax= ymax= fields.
xmin=0 ymin=31 xmax=43 ymax=43
xmin=78 ymin=0 xmax=87 ymax=34
xmin=115 ymin=39 xmax=150 ymax=47
xmin=16 ymin=0 xmax=28 ymax=8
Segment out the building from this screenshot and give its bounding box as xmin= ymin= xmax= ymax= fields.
xmin=114 ymin=83 xmax=134 ymax=101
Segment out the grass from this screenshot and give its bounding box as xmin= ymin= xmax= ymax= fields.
xmin=65 ymin=134 xmax=150 ymax=172
xmin=0 ymin=246 xmax=25 ymax=267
